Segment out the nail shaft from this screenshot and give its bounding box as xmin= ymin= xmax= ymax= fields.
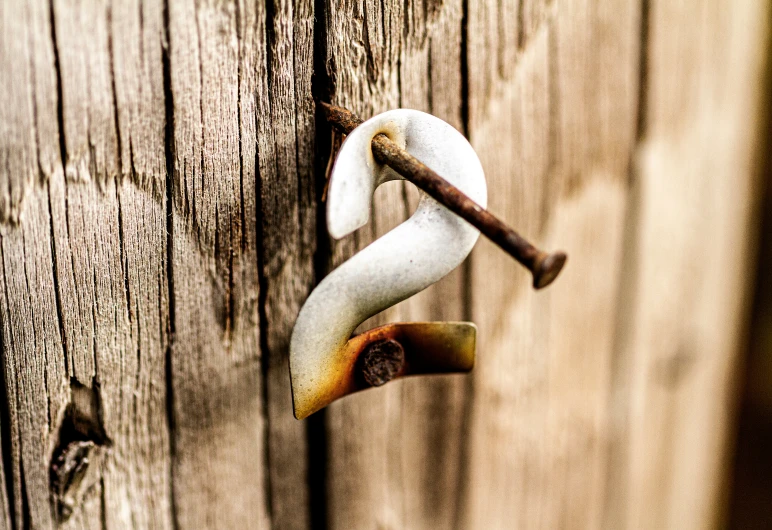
xmin=319 ymin=101 xmax=567 ymax=289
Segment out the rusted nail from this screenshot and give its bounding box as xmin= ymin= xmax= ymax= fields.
xmin=318 ymin=101 xmax=568 ymax=289
xmin=358 ymin=338 xmax=406 ymax=387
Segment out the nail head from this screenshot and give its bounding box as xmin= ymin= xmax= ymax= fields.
xmin=532 ymin=251 xmax=568 ymax=289
xmin=358 ymin=338 xmax=406 ymax=387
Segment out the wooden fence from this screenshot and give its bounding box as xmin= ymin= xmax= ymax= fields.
xmin=0 ymin=0 xmax=769 ymax=528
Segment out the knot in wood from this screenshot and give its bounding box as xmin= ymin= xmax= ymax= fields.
xmin=358 ymin=338 xmax=406 ymax=387
xmin=50 ymin=440 xmax=99 ymax=521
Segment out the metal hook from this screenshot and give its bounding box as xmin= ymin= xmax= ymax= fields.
xmin=289 ymin=109 xmax=487 ymax=419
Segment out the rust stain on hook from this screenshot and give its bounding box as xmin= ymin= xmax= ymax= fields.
xmin=291 ymin=322 xmax=475 ymax=419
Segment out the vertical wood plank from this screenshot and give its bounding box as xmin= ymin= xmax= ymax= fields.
xmin=611 ymin=2 xmax=772 ymax=528
xmin=0 ymin=1 xmax=63 ymax=525
xmin=461 ymin=1 xmax=641 ymax=528
xmin=1 ymin=0 xmax=319 ymax=526
xmin=0 ymin=0 xmax=175 ymax=527
xmin=397 ymin=1 xmax=471 ymax=527
xmin=322 ymin=1 xmax=405 ymax=526
xmin=167 ymin=0 xmax=270 ymax=527
xmin=52 ymin=1 xmax=174 ymax=526
xmin=322 ymin=1 xmax=472 ymax=528
xmin=257 ymin=0 xmax=317 ymax=527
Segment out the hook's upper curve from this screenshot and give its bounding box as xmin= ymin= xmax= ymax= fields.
xmin=289 ymin=109 xmax=487 ymax=418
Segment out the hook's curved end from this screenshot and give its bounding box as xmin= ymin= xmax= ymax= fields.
xmin=326 ymin=115 xmax=408 ymax=239
xmin=326 ymin=158 xmax=373 ymax=239
xmin=291 ymin=322 xmax=476 ymax=420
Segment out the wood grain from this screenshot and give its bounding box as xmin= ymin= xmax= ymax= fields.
xmin=167 ymin=0 xmax=269 ymax=527
xmin=0 ymin=2 xmax=62 ymax=525
xmin=461 ymin=1 xmax=640 ymax=528
xmin=321 ymin=1 xmax=406 ymax=527
xmin=0 ymin=0 xmax=769 ymax=528
xmin=610 ymin=2 xmax=772 ymax=528
xmin=0 ymin=0 xmax=174 ymax=528
xmin=257 ymin=0 xmax=317 ymax=527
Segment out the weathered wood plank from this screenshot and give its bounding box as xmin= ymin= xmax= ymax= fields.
xmin=322 ymin=1 xmax=473 ymax=528
xmin=1 ymin=0 xmax=169 ymax=528
xmin=321 ymin=1 xmax=403 ymax=528
xmin=1 ymin=0 xmax=318 ymax=526
xmin=460 ymin=1 xmax=640 ymax=528
xmin=396 ymin=2 xmax=471 ymax=527
xmin=53 ymin=0 xmax=174 ymax=526
xmin=52 ymin=3 xmax=174 ymax=527
xmin=0 ymin=1 xmax=61 ymax=525
xmin=0 ymin=0 xmax=176 ymax=527
xmin=256 ymin=0 xmax=317 ymax=527
xmin=167 ymin=0 xmax=270 ymax=527
xmin=609 ymin=2 xmax=772 ymax=528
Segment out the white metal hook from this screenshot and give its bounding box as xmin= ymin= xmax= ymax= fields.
xmin=289 ymin=109 xmax=488 ymax=419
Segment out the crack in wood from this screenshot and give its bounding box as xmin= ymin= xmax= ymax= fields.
xmin=308 ymin=5 xmax=333 ymax=527
xmin=162 ymin=1 xmax=179 ymax=528
xmin=256 ymin=1 xmax=275 ymax=520
xmin=46 ymin=183 xmax=69 ymax=378
xmin=0 ymin=306 xmax=16 ymax=530
xmin=49 ymin=0 xmax=67 ymax=178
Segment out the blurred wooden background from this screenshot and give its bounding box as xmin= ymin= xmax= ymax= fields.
xmin=727 ymin=76 xmax=772 ymax=529
xmin=0 ymin=0 xmax=770 ymax=528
